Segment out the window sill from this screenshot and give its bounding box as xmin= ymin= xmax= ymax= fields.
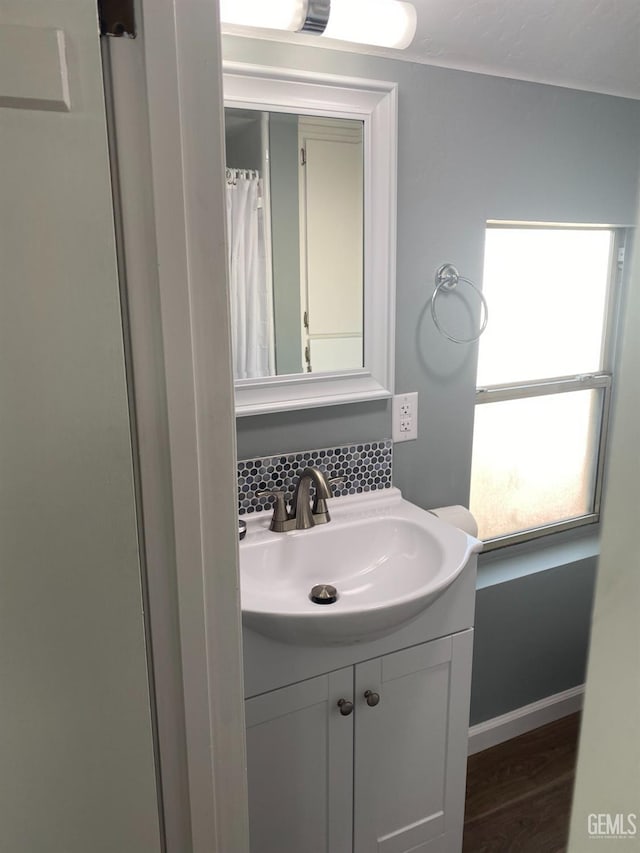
xmin=476 ymin=525 xmax=600 ymax=590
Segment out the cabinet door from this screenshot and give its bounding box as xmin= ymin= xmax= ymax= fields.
xmin=354 ymin=631 xmax=474 ymax=853
xmin=245 ymin=667 xmax=354 ymax=853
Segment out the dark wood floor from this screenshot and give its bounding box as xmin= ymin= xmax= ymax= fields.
xmin=462 ymin=713 xmax=581 ymax=853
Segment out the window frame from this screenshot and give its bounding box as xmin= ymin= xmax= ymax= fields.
xmin=473 ymin=223 xmax=627 ymax=551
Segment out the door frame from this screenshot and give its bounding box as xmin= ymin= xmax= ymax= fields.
xmin=103 ymin=1 xmax=249 ymax=851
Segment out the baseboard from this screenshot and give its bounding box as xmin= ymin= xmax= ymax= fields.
xmin=468 ymin=684 xmax=585 ymax=755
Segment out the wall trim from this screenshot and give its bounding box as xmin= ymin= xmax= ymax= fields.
xmin=137 ymin=0 xmax=250 ymax=850
xmin=468 ymin=685 xmax=585 ymax=755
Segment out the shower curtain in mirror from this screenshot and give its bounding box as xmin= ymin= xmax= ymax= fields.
xmin=225 ymin=169 xmax=275 ymax=379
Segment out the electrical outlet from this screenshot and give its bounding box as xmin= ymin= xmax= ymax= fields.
xmin=393 ymin=392 xmax=418 ymax=442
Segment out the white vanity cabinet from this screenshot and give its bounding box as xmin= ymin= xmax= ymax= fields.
xmin=245 ymin=629 xmax=474 ymax=853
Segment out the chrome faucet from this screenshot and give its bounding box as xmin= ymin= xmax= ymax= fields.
xmin=258 ymin=467 xmax=344 ymax=532
xmin=292 ymin=467 xmax=333 ymax=529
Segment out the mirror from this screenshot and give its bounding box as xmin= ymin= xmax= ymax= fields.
xmin=223 ymin=63 xmax=397 ymax=415
xmin=225 ymin=108 xmax=364 ymax=378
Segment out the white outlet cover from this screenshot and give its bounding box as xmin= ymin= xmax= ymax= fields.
xmin=393 ymin=392 xmax=418 ymax=442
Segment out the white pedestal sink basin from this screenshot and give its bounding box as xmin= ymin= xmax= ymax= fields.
xmin=240 ymin=488 xmax=481 ymax=645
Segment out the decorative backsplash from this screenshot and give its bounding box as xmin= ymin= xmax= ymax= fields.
xmin=237 ymin=440 xmax=393 ymax=515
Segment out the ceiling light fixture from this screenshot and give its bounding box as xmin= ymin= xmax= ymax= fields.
xmin=219 ymin=0 xmax=417 ymax=50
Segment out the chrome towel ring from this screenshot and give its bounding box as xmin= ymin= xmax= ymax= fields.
xmin=431 ymin=263 xmax=488 ymax=344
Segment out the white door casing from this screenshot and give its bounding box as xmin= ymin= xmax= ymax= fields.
xmin=134 ymin=0 xmax=251 ymax=851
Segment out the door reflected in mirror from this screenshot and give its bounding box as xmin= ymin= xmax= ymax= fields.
xmin=224 ymin=108 xmax=364 ymax=379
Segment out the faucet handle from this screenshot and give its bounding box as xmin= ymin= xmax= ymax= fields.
xmin=257 ymin=489 xmax=291 ymax=532
xmin=327 ymin=476 xmax=345 ymax=492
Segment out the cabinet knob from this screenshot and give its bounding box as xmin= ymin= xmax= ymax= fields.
xmin=364 ymin=690 xmax=380 ymax=707
xmin=337 ymin=698 xmax=354 ymax=716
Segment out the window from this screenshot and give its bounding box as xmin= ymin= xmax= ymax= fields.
xmin=469 ymin=224 xmax=625 ymax=549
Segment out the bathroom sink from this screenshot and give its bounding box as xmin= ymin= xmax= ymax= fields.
xmin=239 ymin=488 xmax=481 ymax=646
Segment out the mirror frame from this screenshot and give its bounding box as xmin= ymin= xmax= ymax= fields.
xmin=223 ymin=62 xmax=397 ymax=416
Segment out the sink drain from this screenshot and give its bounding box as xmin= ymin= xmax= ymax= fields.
xmin=310 ymin=584 xmax=338 ymax=605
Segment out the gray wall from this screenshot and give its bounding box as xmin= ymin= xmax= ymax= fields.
xmin=470 ymin=558 xmax=597 ymax=725
xmin=269 ymin=112 xmax=303 ymax=374
xmin=224 ymin=108 xmax=263 ymax=170
xmin=225 ymin=36 xmax=640 ymax=723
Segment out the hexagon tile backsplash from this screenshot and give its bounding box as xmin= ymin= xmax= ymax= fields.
xmin=237 ymin=440 xmax=393 ymax=515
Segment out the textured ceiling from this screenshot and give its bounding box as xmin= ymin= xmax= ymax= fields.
xmin=222 ymin=0 xmax=640 ymax=99
xmin=406 ymin=0 xmax=640 ymax=98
